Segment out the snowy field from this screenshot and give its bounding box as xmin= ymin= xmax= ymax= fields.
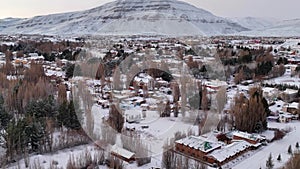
xmin=6 ymin=145 xmax=95 ymax=169
xmin=264 ymin=71 xmax=300 ymax=88
xmin=91 ymin=103 xmax=199 ymax=156
xmin=231 ymin=121 xmax=300 ymax=169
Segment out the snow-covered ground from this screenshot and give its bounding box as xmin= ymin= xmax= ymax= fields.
xmin=6 ymin=144 xmax=96 ymax=169
xmin=6 ymin=120 xmax=299 ymax=169
xmin=231 ymin=121 xmax=300 ymax=169
xmin=45 ymin=69 xmax=65 ymax=77
xmin=264 ymin=70 xmax=300 ymax=88
xmin=92 ymin=103 xmax=199 ymax=155
xmin=0 ymin=0 xmax=247 ymax=36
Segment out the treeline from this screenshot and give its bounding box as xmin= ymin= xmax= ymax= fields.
xmin=0 ymin=39 xmax=83 ymax=62
xmin=263 ymin=83 xmax=299 ymax=91
xmin=219 ymin=46 xmax=272 ymax=66
xmin=233 ymin=56 xmax=286 ymax=84
xmin=64 ymin=46 xmax=131 ymax=80
xmin=178 ymin=44 xmax=280 ymax=81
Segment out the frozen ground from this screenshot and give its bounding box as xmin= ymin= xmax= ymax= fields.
xmin=7 ymin=144 xmax=96 ymax=169
xmin=231 ymin=121 xmax=300 ymax=169
xmin=91 ymin=103 xmax=199 ymax=156
xmin=264 ymin=71 xmax=300 ymax=88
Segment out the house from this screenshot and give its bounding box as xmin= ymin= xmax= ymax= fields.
xmin=267 ymin=116 xmax=279 ymax=122
xmin=111 ymin=145 xmax=135 ymax=163
xmin=133 ymin=73 xmax=154 ymax=90
xmin=125 ymin=109 xmax=142 ymax=123
xmin=205 ymin=141 xmax=251 ymax=166
xmin=279 ymin=112 xmax=293 ymax=123
xmin=287 ymin=57 xmax=300 ymax=64
xmin=96 ymin=99 xmax=109 ymax=108
xmin=156 ymin=79 xmax=169 ymax=88
xmin=281 ymin=89 xmax=298 ymax=102
xmin=175 ymin=136 xmax=222 ymax=160
xmin=262 ymin=87 xmax=279 ymax=101
xmin=141 ymin=103 xmax=149 ymax=111
xmin=282 ymin=102 xmax=299 ymax=115
xmin=232 ymin=131 xmax=265 ymax=145
xmin=203 ymin=79 xmax=228 ymax=91
xmin=27 ymin=53 xmax=45 ymax=63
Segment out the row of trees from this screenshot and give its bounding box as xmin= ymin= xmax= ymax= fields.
xmin=219 ymin=46 xmax=270 ymax=66
xmin=0 ymin=39 xmax=83 ymax=62
xmin=121 ymin=130 xmax=151 ymax=166
xmin=231 ymin=87 xmax=270 ymax=133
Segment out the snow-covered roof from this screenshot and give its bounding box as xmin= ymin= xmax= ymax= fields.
xmin=287 ymin=102 xmax=299 ymax=109
xmin=111 ymin=145 xmax=135 ymax=159
xmin=207 ymin=141 xmax=251 ymax=162
xmin=134 ymin=76 xmax=151 ymax=84
xmin=204 ymin=79 xmax=228 ymax=88
xmin=232 ymin=131 xmax=265 ymax=142
xmin=269 ymin=100 xmax=285 ymax=113
xmin=114 ymin=94 xmax=129 ymax=100
xmin=283 ymin=88 xmax=298 ymax=95
xmin=97 ymin=100 xmax=109 ymax=104
xmin=175 ymin=136 xmax=221 ymax=153
xmin=262 ymin=87 xmax=278 ymax=93
xmin=279 ymin=112 xmax=293 ymax=118
xmin=125 ymin=109 xmax=142 ymax=116
xmin=27 ymin=55 xmax=45 ymax=60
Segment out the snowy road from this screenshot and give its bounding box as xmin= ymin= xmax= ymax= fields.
xmin=232 ymin=122 xmax=300 ymax=169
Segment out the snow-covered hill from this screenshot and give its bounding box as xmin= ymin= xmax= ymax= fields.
xmin=237 ymin=18 xmax=300 ymax=37
xmin=229 ymin=17 xmax=278 ymax=30
xmin=0 ymin=0 xmax=248 ymax=36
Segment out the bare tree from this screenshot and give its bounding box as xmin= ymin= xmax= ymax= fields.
xmin=113 ymin=66 xmax=122 ymax=90
xmin=234 ymin=68 xmax=244 ymax=84
xmin=284 ymin=152 xmax=300 ymax=169
xmin=162 ymin=142 xmax=176 ymax=169
xmin=174 ymin=101 xmax=179 ymax=117
xmin=171 ymin=81 xmax=180 ymax=103
xmin=95 ymin=63 xmax=105 ymax=80
xmin=109 ymin=156 xmax=124 ymax=169
xmin=180 ymin=77 xmax=188 ymax=116
xmin=57 ymin=83 xmax=67 ymax=105
xmin=232 ymin=87 xmax=268 ymax=133
xmin=142 ymin=84 xmax=148 ymax=98
xmin=162 ymin=100 xmax=171 ymax=117
xmin=85 ymin=108 xmax=95 ymax=138
xmin=100 ymin=122 xmax=116 ymax=145
xmin=201 ymin=87 xmax=209 ymax=111
xmin=216 ymin=86 xmax=227 ymax=114
xmin=107 ymin=104 xmax=124 ymax=133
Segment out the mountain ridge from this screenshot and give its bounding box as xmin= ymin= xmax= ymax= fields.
xmin=0 ymin=0 xmax=249 ymax=36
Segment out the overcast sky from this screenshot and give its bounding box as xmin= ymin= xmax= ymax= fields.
xmin=0 ymin=0 xmax=299 ymax=20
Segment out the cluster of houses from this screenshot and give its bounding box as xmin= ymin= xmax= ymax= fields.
xmin=260 ymin=86 xmax=299 ymax=123
xmin=268 ymin=101 xmax=299 ymax=123
xmin=13 ymin=53 xmax=45 ymax=65
xmin=175 ymin=131 xmax=266 ymax=167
